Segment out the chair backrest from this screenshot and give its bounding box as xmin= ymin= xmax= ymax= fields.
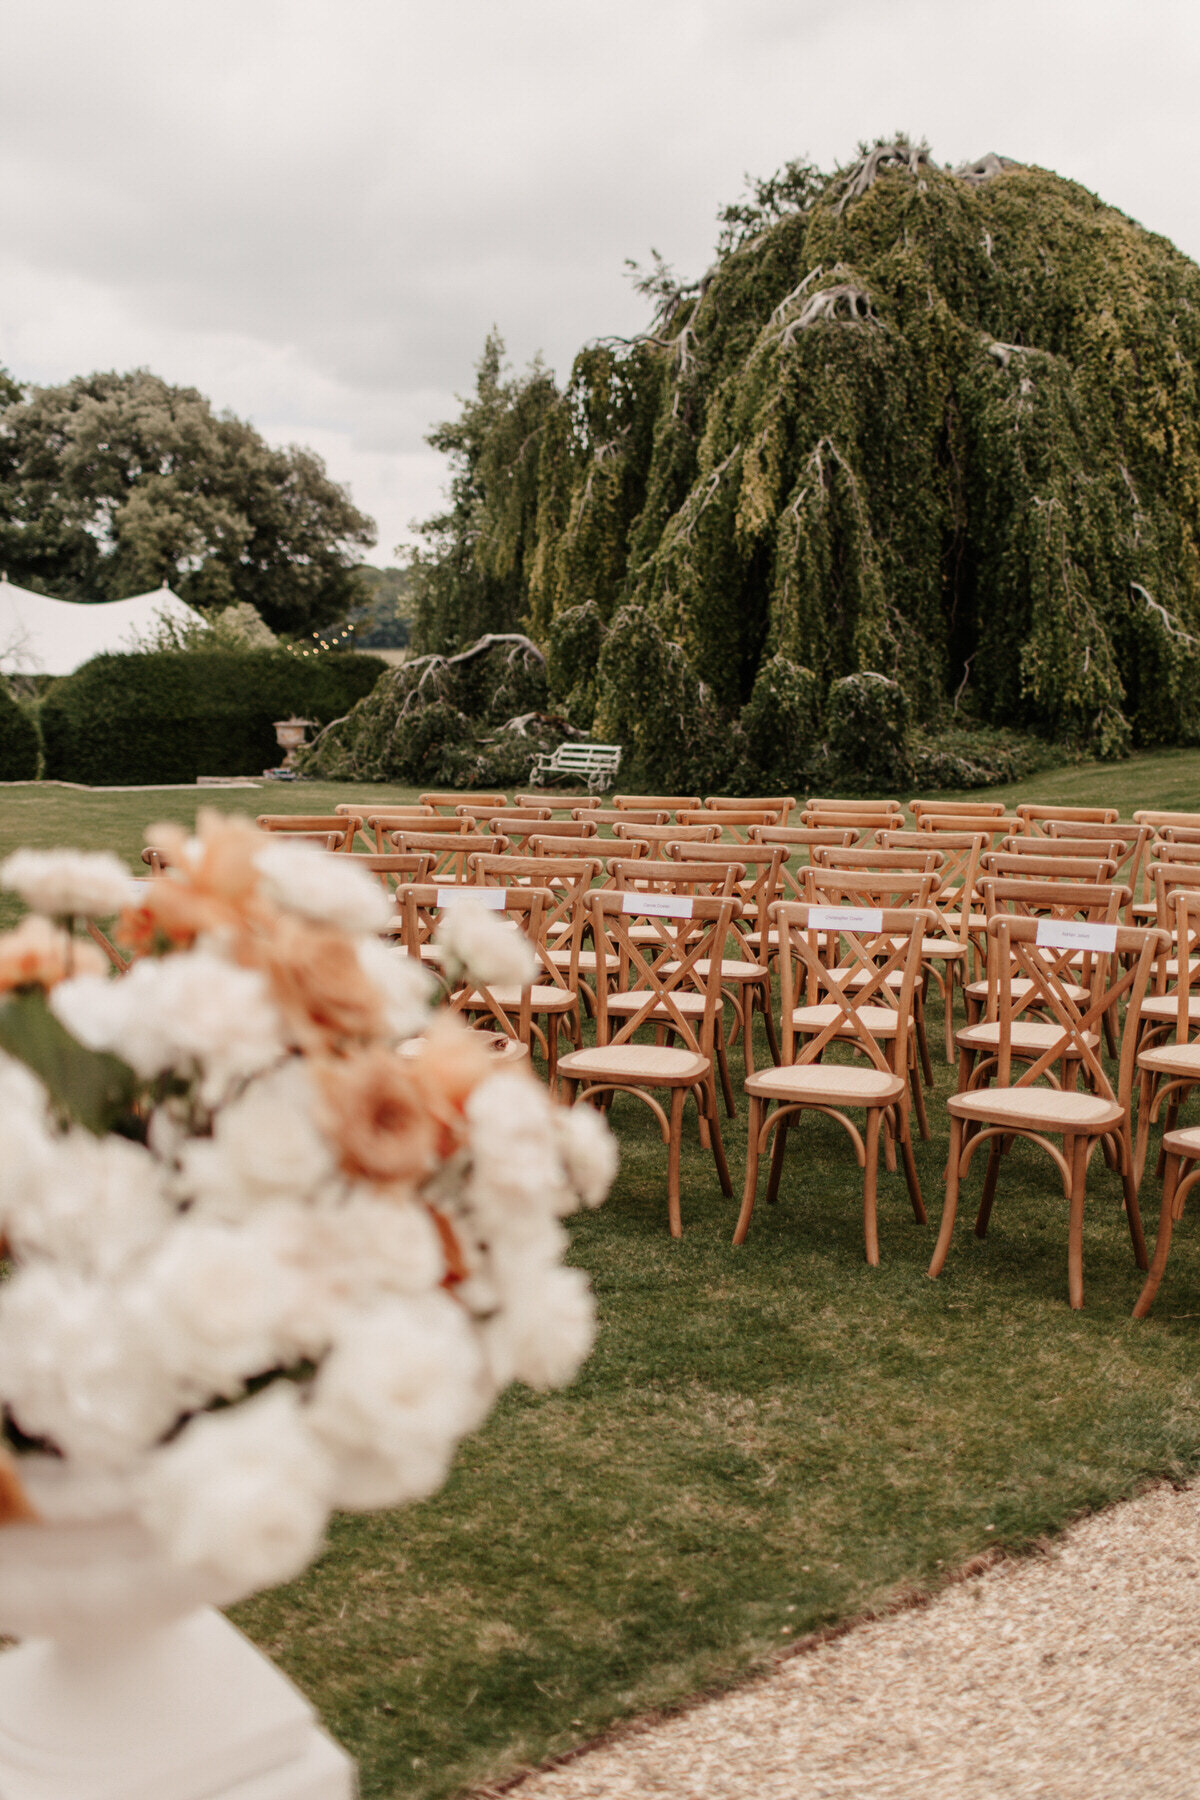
xmin=799 ymin=806 xmax=902 ymax=832
xmin=392 ymin=884 xmax=549 ymax=1044
xmin=481 ymin=814 xmax=554 ymax=851
xmin=910 ymin=799 xmax=1006 ymax=819
xmin=663 ymin=843 xmax=786 ymax=949
xmin=588 ymin=891 xmax=737 ymax=1055
xmin=874 ymin=829 xmax=986 ymax=940
xmin=1015 ymin=803 xmax=1120 ymax=835
xmin=478 ymin=806 xmax=552 ymax=822
xmin=811 ymin=845 xmax=946 ymax=875
xmin=609 ymin=857 xmax=742 ymax=900
xmin=611 ymin=794 xmax=701 ymax=814
xmin=387 ymin=831 xmax=505 ymax=880
xmin=336 ymin=801 xmax=431 ymax=848
xmin=981 ymin=852 xmax=1119 ymax=885
xmin=675 ymin=809 xmax=781 ymax=842
xmin=747 ymin=827 xmax=857 ymax=899
xmin=917 ymin=813 xmax=1023 ymax=842
xmin=363 ymin=808 xmax=461 ymax=851
xmin=803 ymin=867 xmax=938 ymax=911
xmin=1164 ymin=891 xmax=1200 ymax=1038
xmin=1153 ymin=825 xmax=1200 ymax=846
xmin=771 ymin=901 xmax=927 ymax=1075
xmin=987 ymin=914 xmax=1165 ymax=1108
xmin=256 ymin=814 xmax=357 ymax=852
xmin=804 ymin=797 xmax=904 ymax=816
xmin=1133 ymin=810 xmax=1200 ymax=832
xmin=518 ymin=817 xmax=598 ymax=839
xmin=420 ymin=792 xmax=508 ymax=814
xmin=999 ymin=835 xmax=1122 ymax=860
xmin=1151 ymin=862 xmax=1200 ymax=937
xmin=612 ymin=822 xmax=721 ymax=849
xmin=582 ymin=809 xmax=670 ymax=827
xmin=977 ymin=876 xmax=1124 ymax=927
xmin=515 ymin=793 xmax=602 ymax=811
xmin=468 ymin=853 xmax=603 ymax=990
xmin=704 ymin=795 xmax=796 ymax=823
xmin=1153 ymin=840 xmax=1200 ymax=864
xmin=350 ymin=852 xmax=435 ymax=895
xmin=1044 ymin=820 xmax=1150 ymax=916
xmin=528 ymin=832 xmax=616 ymax=859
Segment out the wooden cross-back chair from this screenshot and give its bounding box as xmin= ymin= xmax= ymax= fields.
xmin=387 ymin=830 xmax=505 ymax=882
xmin=803 ymin=868 xmax=939 ymax=1084
xmin=800 ymin=804 xmax=902 ymax=832
xmin=419 ymin=792 xmax=507 ymax=815
xmin=480 ymin=813 xmax=553 ymax=851
xmin=746 ymin=828 xmax=859 ymax=914
xmin=981 ymin=851 xmax=1120 ymax=887
xmin=558 ymin=891 xmax=739 ymax=1235
xmin=389 ymin=883 xmax=549 ymax=1058
xmin=705 ymin=795 xmax=796 ymax=824
xmin=661 ymin=841 xmax=787 ymax=1072
xmin=335 ymin=801 xmax=432 ymax=849
xmin=955 ymin=877 xmax=1125 ymax=1097
xmin=874 ymin=828 xmax=988 ymax=1062
xmin=917 ymin=813 xmax=1024 ymax=844
xmin=611 ymin=822 xmax=721 ymax=852
xmin=528 ymin=831 xmax=628 ymax=861
xmin=734 ymin=902 xmax=929 ymax=1262
xmin=468 ymin=851 xmax=602 ymax=1057
xmin=610 ymin=794 xmax=701 ymax=815
xmin=355 ymin=808 xmax=443 ymax=851
xmin=1040 ymin=821 xmax=1150 ymax=925
xmin=256 ymin=814 xmax=358 ymax=852
xmin=811 ymin=845 xmax=946 ymax=876
xmin=347 ymin=853 xmax=434 ymax=900
xmin=1016 ymin=803 xmax=1121 ymax=836
xmin=1133 ymin=892 xmax=1200 ymax=1315
xmin=675 ymin=808 xmax=781 ymax=844
xmin=929 ymin=915 xmax=1167 ymax=1309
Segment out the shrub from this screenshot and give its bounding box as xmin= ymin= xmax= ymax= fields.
xmin=0 ymin=682 xmax=39 ymax=781
xmin=825 ymin=672 xmax=914 ymax=793
xmin=735 ymin=655 xmax=823 ymax=790
xmin=910 ymin=724 xmax=1055 ymax=791
xmin=41 ymin=651 xmax=387 ymax=786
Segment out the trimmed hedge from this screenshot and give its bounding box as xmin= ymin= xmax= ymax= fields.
xmin=41 ymin=651 xmax=387 ymax=786
xmin=0 ymin=683 xmax=39 ymax=781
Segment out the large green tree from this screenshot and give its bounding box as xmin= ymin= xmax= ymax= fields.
xmin=408 ymin=140 xmax=1200 ymax=765
xmin=0 ymin=369 xmax=375 ymax=634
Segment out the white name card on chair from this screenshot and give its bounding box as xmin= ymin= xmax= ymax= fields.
xmin=436 ymin=887 xmax=506 ymax=910
xmin=807 ymin=905 xmax=883 ymax=933
xmin=1034 ymin=919 xmax=1117 ymax=953
xmin=622 ymin=892 xmax=694 ymax=918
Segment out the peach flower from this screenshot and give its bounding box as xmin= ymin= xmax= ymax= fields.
xmin=406 ymin=1015 xmax=499 ymax=1156
xmin=0 ymin=916 xmax=104 ymax=993
xmin=315 ymin=1049 xmax=437 ymax=1186
xmin=258 ymin=915 xmax=384 ymax=1049
xmin=137 ymin=811 xmax=269 ymax=946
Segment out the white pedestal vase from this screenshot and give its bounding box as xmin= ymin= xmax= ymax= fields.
xmin=0 ymin=1500 xmax=355 ymax=1799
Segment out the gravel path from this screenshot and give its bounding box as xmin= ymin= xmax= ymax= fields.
xmin=515 ymin=1481 xmax=1200 ymax=1799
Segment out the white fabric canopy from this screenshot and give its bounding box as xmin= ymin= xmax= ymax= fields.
xmin=0 ymin=578 xmax=208 ymax=677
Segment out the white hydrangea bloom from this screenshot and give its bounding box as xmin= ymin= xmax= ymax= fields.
xmin=554 ymin=1101 xmax=619 ymax=1210
xmin=435 ymin=900 xmax=537 ymax=989
xmin=465 ymin=1073 xmax=573 ymax=1228
xmin=0 ymin=849 xmax=133 ymax=917
xmin=0 ymin=1264 xmax=186 ymax=1465
xmin=175 ymin=1060 xmax=336 ymax=1219
xmin=130 ymin=1215 xmax=310 ymax=1400
xmin=307 ymin=1294 xmax=490 ymax=1510
xmin=52 ymin=951 xmax=285 ymax=1106
xmin=6 ymin=1131 xmax=172 ymax=1278
xmin=254 ymin=838 xmax=392 ymax=934
xmin=482 ymin=1258 xmax=595 ymax=1391
xmin=0 ymin=1053 xmax=56 ymax=1229
xmin=135 ymin=1382 xmax=332 ymax=1592
xmin=356 ymin=936 xmax=435 ymax=1041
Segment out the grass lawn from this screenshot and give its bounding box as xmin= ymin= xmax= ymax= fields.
xmin=2 ymin=750 xmax=1200 ymax=1798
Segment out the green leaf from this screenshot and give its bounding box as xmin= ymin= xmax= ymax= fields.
xmin=0 ymin=990 xmax=138 ymax=1136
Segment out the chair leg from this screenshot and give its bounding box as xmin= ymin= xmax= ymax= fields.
xmin=899 ymin=1109 xmax=926 ymax=1223
xmin=974 ymin=1138 xmax=1004 ymax=1238
xmin=863 ymin=1107 xmax=882 ymax=1265
xmin=706 ymin=1085 xmax=733 ymax=1199
xmin=733 ymin=1094 xmax=764 ymax=1245
xmin=1119 ymin=1127 xmax=1149 ymax=1269
xmin=716 ymin=1027 xmax=737 ymax=1119
xmin=766 ymin=1113 xmax=789 ymax=1204
xmin=1135 ymin=1068 xmax=1156 ymax=1186
xmin=1067 ymin=1134 xmax=1088 ymax=1310
xmin=928 ymin=1113 xmax=964 ymax=1278
xmin=1133 ymin=1151 xmax=1182 ymax=1317
xmin=882 ymin=1111 xmax=897 ymax=1173
xmin=761 ymin=987 xmax=781 ymax=1065
xmin=943 ymin=964 xmax=955 ymax=1065
xmin=915 ymin=997 xmax=934 ymax=1086
xmin=666 ymin=1087 xmax=686 ymax=1238
xmin=909 ymin=1053 xmax=930 ymax=1140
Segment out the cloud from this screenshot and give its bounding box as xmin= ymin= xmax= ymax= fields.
xmin=1 ymin=0 xmax=1198 ymax=558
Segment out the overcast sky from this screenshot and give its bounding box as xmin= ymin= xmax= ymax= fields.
xmin=1 ymin=0 xmax=1197 ymax=564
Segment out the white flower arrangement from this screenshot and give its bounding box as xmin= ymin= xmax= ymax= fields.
xmin=0 ymin=812 xmax=615 ymax=1601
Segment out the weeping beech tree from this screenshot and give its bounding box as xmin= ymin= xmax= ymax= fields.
xmin=318 ymin=138 xmax=1200 ymax=789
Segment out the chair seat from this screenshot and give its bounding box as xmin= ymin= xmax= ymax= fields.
xmin=606 ymin=988 xmax=707 ymax=1017
xmin=1133 ymin=900 xmax=1157 ymax=920
xmin=1140 ymin=995 xmax=1200 ymax=1023
xmin=665 ymin=957 xmax=767 ymax=982
xmin=965 ymin=976 xmax=1090 ymax=1006
xmin=942 ymin=911 xmax=988 ymax=931
xmin=745 ymin=1061 xmax=904 ymax=1106
xmin=920 ymin=937 xmax=967 ymax=960
xmin=947 ymin=1085 xmax=1122 ymax=1131
xmin=956 ymin=1020 xmax=1099 ymax=1054
xmin=1163 ymin=1123 xmax=1200 ymax=1158
xmin=558 ymin=1043 xmax=708 ymax=1085
xmin=792 ymin=1003 xmax=900 ymax=1038
xmin=462 ymin=984 xmax=577 ymax=1012
xmin=1137 ymin=1041 xmax=1200 ymax=1077
xmin=547 ymin=946 xmax=598 ymax=974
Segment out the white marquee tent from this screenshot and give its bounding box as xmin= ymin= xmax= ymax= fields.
xmin=0 ymin=576 xmax=208 ymax=677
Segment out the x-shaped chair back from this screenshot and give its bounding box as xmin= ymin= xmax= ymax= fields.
xmin=388 ymin=831 xmax=506 ymax=881
xmin=675 ymin=809 xmax=782 ymax=843
xmin=772 ymin=901 xmax=927 ymax=1075
xmin=351 ymin=853 xmax=434 ymax=898
xmin=392 ymin=883 xmax=550 ymax=1044
xmin=663 ymin=843 xmax=786 ymax=953
xmin=918 ymin=814 xmax=1023 ymax=844
xmin=982 ymin=851 xmax=1119 ymax=886
xmin=468 ymin=852 xmax=603 ymax=989
xmin=803 ymin=868 xmax=938 ymax=912
xmin=748 ymin=827 xmax=858 ymax=900
xmin=588 ymin=891 xmax=737 ymax=1053
xmin=976 ymin=878 xmax=1123 ymax=1028
xmin=875 ymin=829 xmax=984 ymax=945
xmin=256 ymin=814 xmax=358 ymax=852
xmin=612 ymin=822 xmax=721 ymax=851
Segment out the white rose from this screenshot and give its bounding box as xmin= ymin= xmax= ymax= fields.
xmin=0 ymin=849 xmax=133 ymax=917
xmin=53 ymin=950 xmax=285 ymax=1106
xmin=177 ymin=1061 xmax=336 ymax=1218
xmin=482 ymin=1259 xmax=595 ymax=1391
xmin=131 ymin=1215 xmax=309 ymax=1400
xmin=7 ymin=1131 xmax=172 ymax=1277
xmin=307 ymin=1295 xmax=490 ymax=1510
xmin=0 ymin=1264 xmax=186 ymax=1465
xmin=435 ymin=900 xmax=537 ymax=989
xmin=355 ymin=936 xmax=435 ymax=1041
xmin=554 ymin=1102 xmax=619 ymax=1210
xmin=254 ymin=839 xmax=392 ymax=934
xmin=136 ymin=1382 xmax=332 ymax=1593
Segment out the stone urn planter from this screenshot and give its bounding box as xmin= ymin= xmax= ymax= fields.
xmin=272 ymin=718 xmax=315 ymax=770
xmin=0 ymin=1473 xmax=354 ymax=1798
